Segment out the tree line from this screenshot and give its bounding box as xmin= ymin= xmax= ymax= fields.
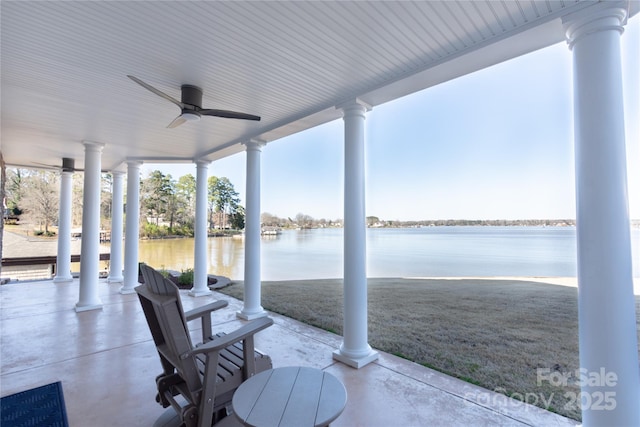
xmin=3 ymin=168 xmax=245 ymax=238
xmin=260 ymin=212 xmax=341 ymax=229
xmin=366 ymin=217 xmax=577 ymax=227
xmin=259 ymin=214 xmax=580 ymax=230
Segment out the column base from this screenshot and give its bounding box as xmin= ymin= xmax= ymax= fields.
xmin=119 ymin=286 xmax=136 ymax=295
xmin=333 ymin=348 xmax=379 ymax=369
xmin=53 ymin=276 xmax=74 ymax=284
xmin=75 ymin=302 xmax=103 ymax=312
xmin=236 ymin=309 xmax=268 ymax=320
xmin=107 ymin=275 xmax=124 ymax=284
xmin=188 ymin=288 xmax=212 ymax=297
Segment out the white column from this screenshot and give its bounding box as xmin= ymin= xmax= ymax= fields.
xmin=121 ymin=161 xmax=142 ymax=294
xmin=75 ymin=142 xmax=104 ymax=312
xmin=333 ymin=100 xmax=378 ymax=369
xmin=107 ymin=171 xmax=125 ymax=283
xmin=238 ymin=140 xmax=267 ymax=320
xmin=563 ymin=3 xmax=639 ymax=425
xmin=53 ymin=169 xmax=73 ymax=283
xmin=190 ymin=160 xmax=212 ymax=297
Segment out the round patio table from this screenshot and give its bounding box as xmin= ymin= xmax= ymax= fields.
xmin=232 ymin=366 xmax=347 ymax=427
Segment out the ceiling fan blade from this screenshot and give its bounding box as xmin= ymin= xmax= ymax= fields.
xmin=31 ymin=161 xmax=61 ymax=170
xmin=200 ymin=109 xmax=261 ymax=121
xmin=128 ymin=75 xmax=184 ymax=109
xmin=167 ymin=115 xmax=187 ymax=129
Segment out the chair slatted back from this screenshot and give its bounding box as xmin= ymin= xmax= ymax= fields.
xmin=138 ymin=264 xmax=203 ymax=404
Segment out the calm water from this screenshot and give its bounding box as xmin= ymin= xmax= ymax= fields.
xmin=137 ymin=226 xmax=640 ymax=281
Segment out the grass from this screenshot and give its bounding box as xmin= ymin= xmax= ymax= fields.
xmin=4 ymin=223 xmax=58 ymax=240
xmin=218 ymin=277 xmax=640 ymax=421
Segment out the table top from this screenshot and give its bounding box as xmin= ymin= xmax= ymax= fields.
xmin=232 ymin=366 xmax=347 ymax=427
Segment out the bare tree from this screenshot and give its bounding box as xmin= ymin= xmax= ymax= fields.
xmin=101 ymin=173 xmax=113 ymax=229
xmin=295 ymin=213 xmax=314 ymax=229
xmin=261 ymin=212 xmax=279 ymax=227
xmin=72 ymin=174 xmax=84 ymax=227
xmin=21 ymin=170 xmax=60 ymax=234
xmin=4 ymin=168 xmax=29 ymax=212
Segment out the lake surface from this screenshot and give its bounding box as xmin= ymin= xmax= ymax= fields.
xmin=138 ymin=226 xmax=640 ymax=281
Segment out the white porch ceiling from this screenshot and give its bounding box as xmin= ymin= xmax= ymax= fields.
xmin=1 ymin=1 xmax=633 ymax=172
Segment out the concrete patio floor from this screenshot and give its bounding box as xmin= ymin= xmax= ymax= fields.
xmin=0 ymin=278 xmax=576 ymax=426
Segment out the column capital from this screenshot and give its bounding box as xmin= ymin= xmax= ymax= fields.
xmin=336 ymin=99 xmax=372 ymax=115
xmin=243 ymin=139 xmax=267 ymax=151
xmin=82 ymin=140 xmax=105 ymax=152
xmin=126 ymin=160 xmax=143 ymax=169
xmin=111 ymin=170 xmax=126 ymax=177
xmin=562 ymin=1 xmax=628 ymax=50
xmin=195 ymin=159 xmax=211 ymax=167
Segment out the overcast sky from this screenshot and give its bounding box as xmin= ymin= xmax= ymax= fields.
xmin=145 ymin=15 xmax=639 ymax=222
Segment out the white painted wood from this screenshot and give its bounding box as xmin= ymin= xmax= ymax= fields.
xmin=190 ymin=160 xmax=212 ymax=297
xmin=1 ymin=1 xmax=614 ymax=171
xmin=121 ymin=161 xmax=142 ymax=294
xmin=333 ymin=101 xmax=378 ymax=369
xmin=238 ymin=141 xmax=267 ymax=320
xmin=107 ymin=171 xmax=125 ymax=284
xmin=563 ymin=3 xmax=640 ymax=425
xmin=53 ymin=170 xmax=73 ymax=283
xmin=76 ymin=142 xmax=104 ymax=312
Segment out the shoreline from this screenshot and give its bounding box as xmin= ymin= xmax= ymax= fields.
xmin=399 ymin=276 xmax=640 ymax=295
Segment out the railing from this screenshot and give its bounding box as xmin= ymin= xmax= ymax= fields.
xmin=2 ymin=254 xmax=112 ymax=281
xmin=1 ymin=253 xmax=111 ymax=267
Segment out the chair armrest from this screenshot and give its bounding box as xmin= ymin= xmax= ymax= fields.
xmin=182 ymin=317 xmax=274 ymax=359
xmin=185 ymin=300 xmax=228 ymax=321
xmin=185 ymin=300 xmax=229 ymax=342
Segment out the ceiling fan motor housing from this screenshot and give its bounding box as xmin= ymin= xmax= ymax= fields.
xmin=181 ymin=85 xmax=203 ymax=109
xmin=62 ymin=157 xmax=75 ymax=172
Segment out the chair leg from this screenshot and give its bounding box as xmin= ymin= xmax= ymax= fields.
xmin=212 ymin=408 xmax=228 ymax=424
xmin=199 ymin=352 xmax=221 ymax=427
xmin=157 ymin=373 xmax=183 ymax=408
xmin=181 ymin=405 xmax=198 ymax=427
